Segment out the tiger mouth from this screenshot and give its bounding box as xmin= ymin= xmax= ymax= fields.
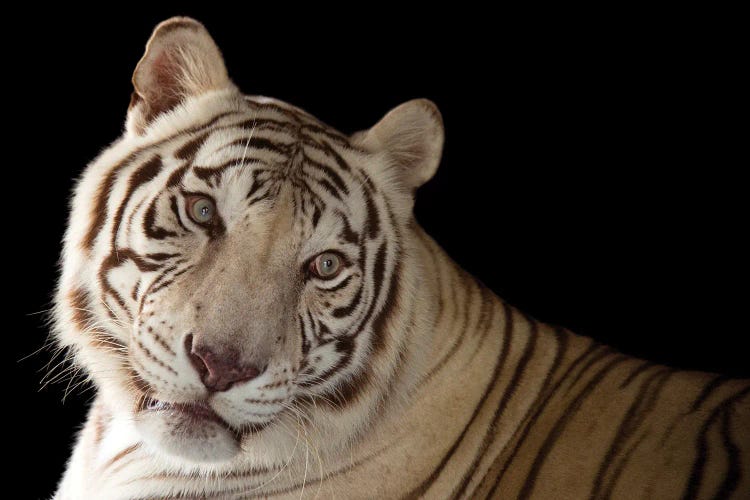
xmin=141 ymin=397 xmax=230 ymax=426
xmin=139 ymin=397 xmax=270 ymax=438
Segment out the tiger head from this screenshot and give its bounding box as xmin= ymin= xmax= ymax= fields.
xmin=54 ymin=18 xmax=443 ymax=466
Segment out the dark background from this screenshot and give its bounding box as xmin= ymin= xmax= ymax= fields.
xmin=8 ymin=7 xmax=745 ymax=499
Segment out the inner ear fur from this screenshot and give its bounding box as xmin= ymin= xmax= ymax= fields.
xmin=354 ymin=99 xmax=445 ymax=190
xmin=127 ymin=17 xmax=232 ymax=134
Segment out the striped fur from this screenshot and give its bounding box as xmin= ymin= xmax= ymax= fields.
xmin=53 ymin=18 xmax=750 ymax=499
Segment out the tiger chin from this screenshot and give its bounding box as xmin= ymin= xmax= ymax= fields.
xmin=51 ymin=16 xmax=749 ymax=500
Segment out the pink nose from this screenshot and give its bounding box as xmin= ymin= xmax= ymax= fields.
xmin=186 ymin=335 xmax=261 ymax=392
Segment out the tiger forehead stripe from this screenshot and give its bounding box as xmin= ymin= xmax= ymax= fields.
xmin=52 ymin=16 xmax=749 ymax=500
xmin=180 ymin=122 xmax=357 ymax=202
xmin=83 ymin=102 xmax=352 ymax=254
xmin=110 ymin=154 xmax=164 ymax=249
xmin=81 ymin=111 xmax=238 ymax=252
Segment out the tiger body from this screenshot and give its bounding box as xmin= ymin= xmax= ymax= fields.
xmin=53 ymin=18 xmax=750 ymax=499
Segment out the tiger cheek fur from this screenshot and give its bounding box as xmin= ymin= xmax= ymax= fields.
xmin=52 ymin=17 xmax=750 ymax=500
xmin=130 ymin=202 xmax=305 ymax=462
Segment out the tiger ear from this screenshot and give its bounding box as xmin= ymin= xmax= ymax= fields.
xmin=354 ymin=99 xmax=444 ymax=190
xmin=126 ymin=17 xmax=233 ymax=135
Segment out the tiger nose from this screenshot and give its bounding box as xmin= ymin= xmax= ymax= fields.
xmin=185 ymin=334 xmax=262 ymax=392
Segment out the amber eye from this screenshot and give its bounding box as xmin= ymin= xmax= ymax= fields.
xmin=186 ymin=196 xmax=216 ymax=225
xmin=310 ymin=252 xmax=343 ymax=280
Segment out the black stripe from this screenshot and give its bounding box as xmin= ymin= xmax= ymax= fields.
xmin=143 ymin=197 xmax=178 ymax=240
xmin=169 ymin=195 xmax=189 ymax=232
xmin=311 ymin=205 xmax=322 ymax=228
xmin=618 ymin=360 xmax=655 ymax=388
xmin=235 ymin=115 xmax=297 ymax=131
xmin=517 ymin=354 xmax=629 ymax=500
xmin=681 ymin=386 xmax=750 ymax=500
xmin=193 ymin=158 xmax=266 ymax=186
xmin=316 ymin=178 xmax=343 ymax=200
xmin=317 ymin=204 xmax=400 ymax=407
xmin=689 ymin=374 xmax=730 ymax=413
xmin=245 ymin=136 xmax=290 ymax=155
xmin=98 ymin=251 xmax=153 ymax=320
xmin=149 ymin=265 xmax=193 ymax=295
xmin=245 ymin=171 xmax=268 ymax=200
xmin=247 ymin=190 xmax=273 ymax=207
xmin=406 ymin=306 xmax=515 ymax=498
xmin=562 ymin=346 xmax=615 ymax=398
xmin=351 ymin=242 xmax=388 ymax=330
xmin=308 ymin=335 xmax=356 ymax=387
xmin=332 ymin=287 xmax=363 ymax=318
xmin=417 ymin=271 xmax=478 ymax=388
xmin=142 ymin=264 xmax=179 ymax=300
xmin=83 ymin=110 xmax=237 ymax=252
xmin=110 ymin=155 xmax=164 ymax=248
xmin=451 ymin=313 xmax=539 ymax=498
xmin=363 ymin=187 xmax=380 ymax=239
xmin=484 ymin=342 xmax=604 ymax=498
xmin=84 ymin=152 xmax=138 ymax=250
xmin=476 ymin=327 xmax=568 ymax=497
xmin=302 ymin=122 xmax=351 ymax=145
xmin=166 ymin=163 xmax=190 ymax=188
xmin=301 ymin=269 xmax=401 ymax=412
xmin=321 ymin=139 xmax=352 ymax=171
xmin=468 ymin=284 xmax=499 ymax=359
xmin=337 ymin=212 xmax=358 ymax=244
xmin=590 ymin=367 xmax=675 ymax=499
xmin=714 ymin=405 xmax=741 ymax=498
xmin=299 ymin=313 xmax=310 ymax=356
xmin=319 ymin=275 xmax=352 ymax=293
xmin=305 ymin=155 xmax=349 ymax=195
xmin=216 ymin=136 xmax=291 ymax=155
xmin=174 ymin=132 xmax=209 ymax=160
xmin=368 ymin=258 xmax=401 ymax=357
xmin=98 ymin=249 xmax=168 ymax=322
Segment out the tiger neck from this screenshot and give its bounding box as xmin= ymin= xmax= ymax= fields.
xmin=329 ymin=226 xmax=583 ymax=483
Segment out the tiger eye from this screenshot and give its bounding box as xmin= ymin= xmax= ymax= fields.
xmin=311 ymin=252 xmax=343 ymax=279
xmin=187 ymin=196 xmax=215 ymax=225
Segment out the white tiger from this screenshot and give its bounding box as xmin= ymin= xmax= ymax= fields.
xmin=52 ymin=17 xmax=750 ymax=499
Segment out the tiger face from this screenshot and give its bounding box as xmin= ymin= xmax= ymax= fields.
xmin=55 ymin=18 xmax=443 ymax=464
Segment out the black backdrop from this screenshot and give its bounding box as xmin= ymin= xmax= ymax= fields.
xmin=8 ymin=8 xmax=745 ymax=499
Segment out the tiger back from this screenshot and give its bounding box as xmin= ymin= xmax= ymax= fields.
xmin=52 ymin=17 xmax=750 ymax=499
